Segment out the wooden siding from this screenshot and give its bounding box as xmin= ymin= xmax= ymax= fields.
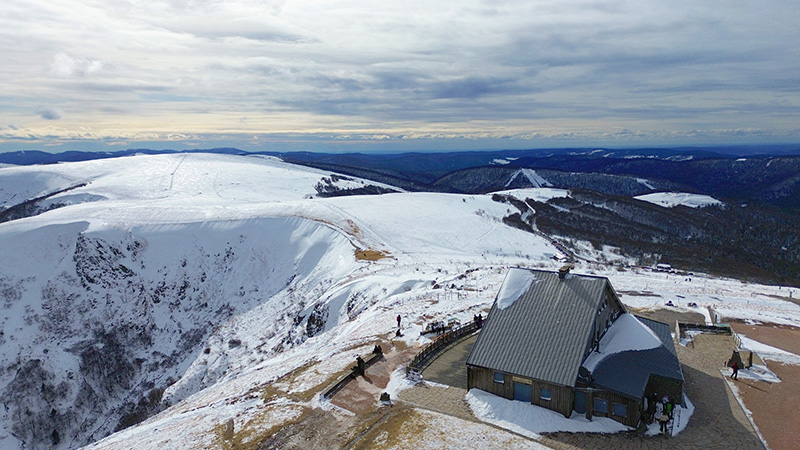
xmin=469 ymin=366 xmax=573 ymax=418
xmin=530 ymin=379 xmax=573 ymax=417
xmin=468 ymin=365 xmax=513 ymax=399
xmin=582 ymin=285 xmax=627 ymax=359
xmin=582 ymin=388 xmax=641 ymax=427
xmin=472 ymin=364 xmax=647 ymax=427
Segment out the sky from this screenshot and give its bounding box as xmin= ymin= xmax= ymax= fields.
xmin=1 ymin=0 xmax=799 ymax=153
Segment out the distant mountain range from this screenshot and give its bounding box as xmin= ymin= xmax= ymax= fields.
xmin=3 ymin=145 xmax=800 ymax=208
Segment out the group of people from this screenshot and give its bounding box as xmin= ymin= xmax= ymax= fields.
xmin=473 ymin=313 xmax=483 ymax=328
xmin=643 ymin=393 xmax=676 ymax=435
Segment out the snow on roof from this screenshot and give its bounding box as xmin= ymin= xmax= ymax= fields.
xmin=496 ymin=268 xmax=537 ymax=310
xmin=582 ymin=313 xmax=662 ymax=372
xmin=634 ymin=192 xmax=722 ymax=209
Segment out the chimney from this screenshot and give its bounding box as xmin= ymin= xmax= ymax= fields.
xmin=558 ymin=264 xmax=573 ymax=280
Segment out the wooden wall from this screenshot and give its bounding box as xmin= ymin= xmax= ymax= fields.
xmin=529 ymin=378 xmax=573 ymax=417
xmin=468 ymin=365 xmax=513 ymax=399
xmin=468 ymin=366 xmax=573 ymax=418
xmin=470 ymin=365 xmax=647 ymax=427
xmin=584 ymin=388 xmax=641 ymax=427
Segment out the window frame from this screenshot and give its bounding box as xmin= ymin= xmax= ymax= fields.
xmin=612 ymin=402 xmax=627 ymax=417
xmin=539 ymin=387 xmax=552 ymax=401
xmin=493 ymin=371 xmax=505 ymax=384
xmin=593 ymin=397 xmax=608 ymax=414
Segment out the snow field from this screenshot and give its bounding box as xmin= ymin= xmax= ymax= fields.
xmin=634 ymin=192 xmax=723 ymax=208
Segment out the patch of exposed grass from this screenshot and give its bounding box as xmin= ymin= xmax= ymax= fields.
xmin=355 ymin=248 xmax=389 ymax=261
xmin=214 ymin=404 xmax=311 ymax=450
xmin=351 ymin=408 xmax=426 ymax=450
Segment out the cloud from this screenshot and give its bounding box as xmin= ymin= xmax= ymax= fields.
xmin=0 ymin=0 xmax=798 ymax=150
xmin=50 ymin=52 xmax=104 ymax=78
xmin=37 ymin=106 xmax=62 ymax=120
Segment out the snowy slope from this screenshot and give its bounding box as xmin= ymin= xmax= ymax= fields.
xmin=634 ymin=192 xmax=723 ymax=208
xmin=1 ymin=153 xmax=798 ymax=449
xmin=0 ymin=154 xmax=558 ymax=449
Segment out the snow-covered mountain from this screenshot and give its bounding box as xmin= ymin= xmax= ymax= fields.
xmin=0 ymin=154 xmax=557 ymax=448
xmin=1 ymin=153 xmax=798 ymax=449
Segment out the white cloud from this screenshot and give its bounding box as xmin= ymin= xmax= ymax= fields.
xmin=0 ymin=0 xmax=798 ymax=149
xmin=50 ymin=53 xmax=104 ymax=78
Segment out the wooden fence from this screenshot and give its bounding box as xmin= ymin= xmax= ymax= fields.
xmin=407 ymin=320 xmax=481 ymax=374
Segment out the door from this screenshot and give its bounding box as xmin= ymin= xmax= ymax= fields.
xmin=574 ymin=390 xmax=586 ymax=414
xmin=513 ymin=382 xmax=532 ymax=403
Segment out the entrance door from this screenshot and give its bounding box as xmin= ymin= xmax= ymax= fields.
xmin=574 ymin=390 xmax=586 ymax=414
xmin=513 ymin=382 xmax=532 ymax=403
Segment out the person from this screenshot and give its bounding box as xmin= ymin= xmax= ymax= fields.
xmin=654 ymin=400 xmax=664 ymax=430
xmin=665 ymin=401 xmax=673 ymax=429
xmin=658 ymin=400 xmax=669 ymax=434
xmin=477 ymin=314 xmax=483 ymax=328
xmin=356 ymin=355 xmax=365 ymax=376
xmin=731 ymin=361 xmax=739 ymax=380
xmin=396 ymin=314 xmax=401 ymax=328
xmin=372 ymin=344 xmax=383 ymax=355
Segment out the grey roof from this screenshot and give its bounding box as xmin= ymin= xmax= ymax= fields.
xmin=636 ymin=316 xmax=678 ymax=357
xmin=587 ymin=317 xmax=684 ymax=400
xmin=466 ymin=268 xmax=613 ymax=387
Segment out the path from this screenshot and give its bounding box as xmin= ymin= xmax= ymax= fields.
xmin=729 ymin=321 xmax=800 ymax=450
xmin=418 ymin=334 xmax=478 ymax=389
xmin=546 ymin=333 xmax=764 ymax=450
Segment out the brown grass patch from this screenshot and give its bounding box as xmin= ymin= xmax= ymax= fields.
xmin=355 ymin=248 xmax=389 ymax=261
xmin=214 ymin=404 xmax=311 ymax=450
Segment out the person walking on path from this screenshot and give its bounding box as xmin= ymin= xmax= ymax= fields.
xmin=731 ymin=361 xmax=739 ymax=380
xmin=396 ymin=314 xmax=401 ymax=329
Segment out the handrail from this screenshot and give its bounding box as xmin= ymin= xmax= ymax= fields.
xmin=407 ymin=320 xmax=481 ymax=373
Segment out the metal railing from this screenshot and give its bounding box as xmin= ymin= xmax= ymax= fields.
xmin=407 ymin=320 xmax=481 ymax=373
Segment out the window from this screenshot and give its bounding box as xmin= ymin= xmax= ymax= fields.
xmin=593 ymin=398 xmax=608 ymax=414
xmin=613 ymin=403 xmax=627 ymax=417
xmin=540 ymin=388 xmax=552 ymax=401
xmin=493 ymin=371 xmax=504 ymax=383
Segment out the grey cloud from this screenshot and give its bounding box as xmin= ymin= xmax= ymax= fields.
xmin=37 ymin=106 xmax=62 ymax=120
xmin=430 ymin=77 xmax=522 ymax=100
xmin=75 ymin=82 xmax=171 ymax=93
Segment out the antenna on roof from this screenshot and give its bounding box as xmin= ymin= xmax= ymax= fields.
xmin=558 ymin=264 xmax=574 ymax=280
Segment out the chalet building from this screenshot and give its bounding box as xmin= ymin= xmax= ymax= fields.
xmin=466 ymin=267 xmax=683 ymax=427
